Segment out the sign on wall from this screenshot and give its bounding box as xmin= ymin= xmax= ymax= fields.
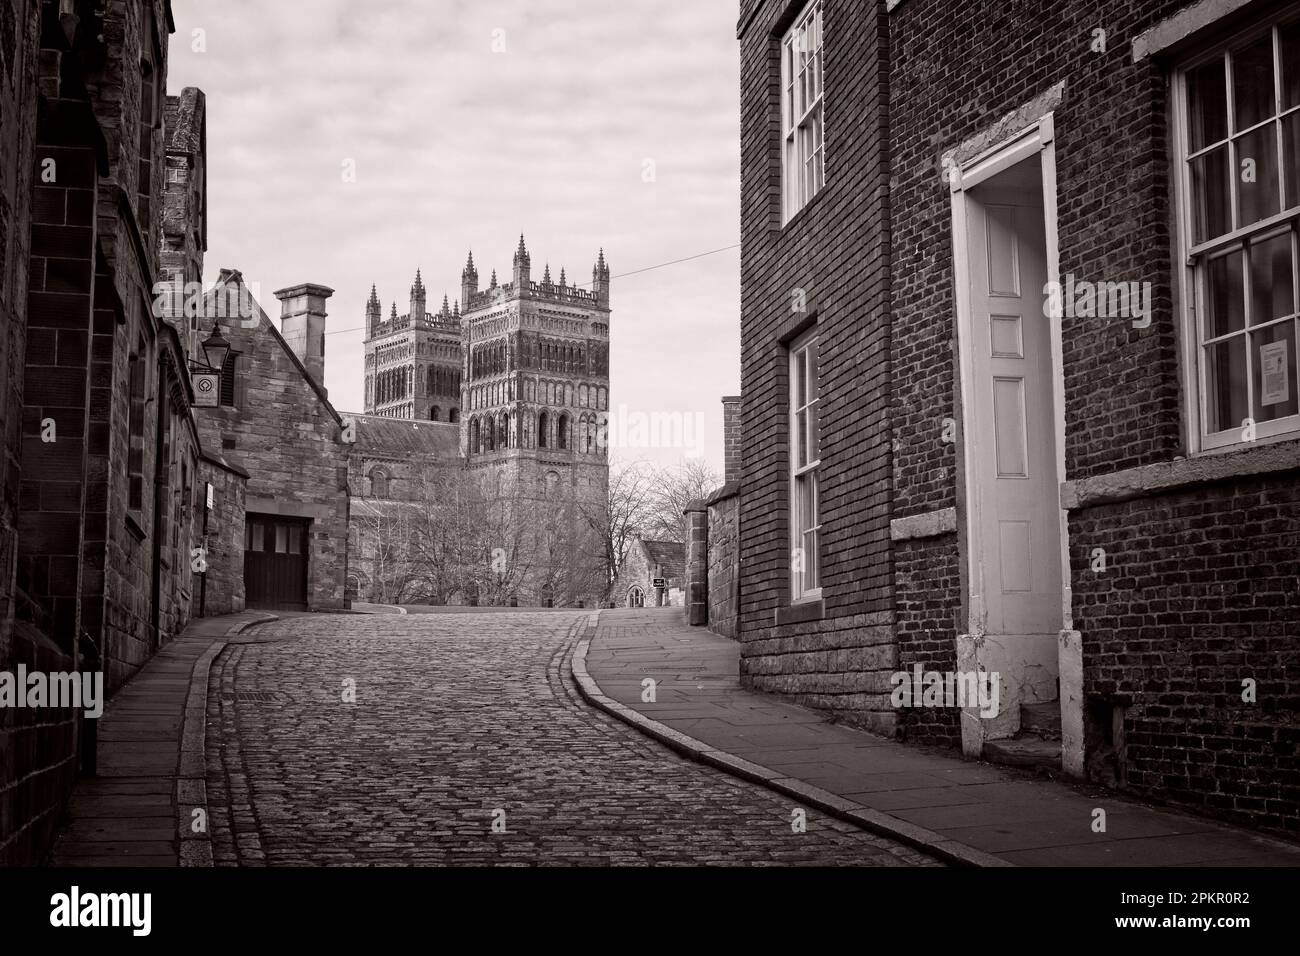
xmin=193 ymin=371 xmax=220 ymax=407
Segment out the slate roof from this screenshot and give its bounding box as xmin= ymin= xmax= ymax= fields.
xmin=641 ymin=539 xmax=685 ymax=580
xmin=339 ymin=413 xmax=461 ymax=460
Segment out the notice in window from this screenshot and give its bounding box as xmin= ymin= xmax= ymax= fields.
xmin=1260 ymin=341 xmax=1289 ymax=407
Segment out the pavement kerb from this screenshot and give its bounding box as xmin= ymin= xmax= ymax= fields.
xmin=177 ymin=612 xmax=278 ymax=867
xmin=569 ymin=612 xmax=1010 ymax=869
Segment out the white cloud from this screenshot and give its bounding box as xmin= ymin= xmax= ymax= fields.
xmin=168 ymin=0 xmax=741 ymax=473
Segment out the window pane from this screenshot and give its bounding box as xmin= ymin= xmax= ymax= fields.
xmin=1249 ymin=231 xmax=1295 ymax=324
xmin=811 ymin=108 xmax=824 ymax=193
xmin=1205 ymin=335 xmax=1249 ymax=432
xmin=1232 ymin=33 xmax=1276 ymax=131
xmin=1234 ymin=124 xmax=1279 ymax=226
xmin=1284 ymin=113 xmax=1300 ymax=208
xmin=1284 ymin=20 xmax=1300 ymax=109
xmin=275 ymin=525 xmax=288 ymax=553
xmin=1252 ymin=320 xmax=1298 ymax=419
xmin=796 ymin=408 xmax=808 ymax=468
xmin=1188 ymin=58 xmax=1228 ymax=150
xmin=808 ymin=398 xmax=820 ymax=461
xmin=794 ymin=346 xmax=807 ymax=406
xmin=1206 ymin=248 xmax=1245 ymax=337
xmin=250 ymin=523 xmax=264 ymax=552
xmin=288 ymin=525 xmax=302 ymax=555
xmin=1190 ymin=146 xmax=1231 ymax=241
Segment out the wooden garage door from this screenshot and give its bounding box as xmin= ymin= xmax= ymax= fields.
xmin=245 ymin=515 xmax=309 ymax=610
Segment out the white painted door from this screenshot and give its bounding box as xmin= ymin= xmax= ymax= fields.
xmin=966 ymin=189 xmax=1061 ymax=641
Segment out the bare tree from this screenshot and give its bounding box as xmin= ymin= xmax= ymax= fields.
xmin=645 ymin=458 xmax=722 ymax=544
xmin=579 ymin=456 xmax=657 ymax=594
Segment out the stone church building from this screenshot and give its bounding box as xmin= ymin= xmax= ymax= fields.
xmin=346 ymin=237 xmax=612 ymax=607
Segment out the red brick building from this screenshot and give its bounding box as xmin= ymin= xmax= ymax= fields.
xmin=738 ymin=0 xmax=1300 ymax=836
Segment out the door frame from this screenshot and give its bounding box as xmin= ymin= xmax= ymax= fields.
xmin=947 ymin=113 xmax=1077 ymax=762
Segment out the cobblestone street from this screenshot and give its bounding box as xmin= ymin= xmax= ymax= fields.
xmin=202 ymin=612 xmax=938 ymax=866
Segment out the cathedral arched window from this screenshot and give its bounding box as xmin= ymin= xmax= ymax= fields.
xmin=579 ymin=384 xmax=589 ymax=408
xmin=469 ymin=419 xmax=480 ymax=453
xmin=497 ymin=413 xmax=509 ymax=449
xmin=538 ymin=412 xmax=549 ymax=449
xmin=369 ymin=469 xmax=389 ymax=497
xmin=557 ymin=414 xmax=569 ymax=450
xmin=430 ymin=406 xmax=439 ymax=422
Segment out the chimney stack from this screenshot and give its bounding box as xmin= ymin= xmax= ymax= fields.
xmin=274 ymin=283 xmax=334 ymax=395
xmin=722 ymin=395 xmax=742 ymax=485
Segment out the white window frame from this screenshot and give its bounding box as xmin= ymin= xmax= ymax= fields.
xmin=789 ymin=328 xmax=821 ymax=601
xmin=780 ymin=0 xmax=825 ymax=224
xmin=1173 ymin=10 xmax=1300 ymax=453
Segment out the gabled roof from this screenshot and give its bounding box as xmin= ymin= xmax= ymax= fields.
xmin=338 ymin=413 xmax=460 ymax=459
xmin=204 ymin=269 xmax=343 ymax=425
xmin=641 ymin=538 xmax=685 ymax=580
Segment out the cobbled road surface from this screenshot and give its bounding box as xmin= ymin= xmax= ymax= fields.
xmin=204 ymin=612 xmax=940 ymax=866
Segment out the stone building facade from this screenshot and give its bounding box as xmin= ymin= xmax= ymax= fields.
xmin=738 ymin=0 xmax=1300 ymax=836
xmin=364 ymin=270 xmax=462 ymax=423
xmin=461 ymin=238 xmax=612 ymax=606
xmin=1 ymin=0 xmax=212 ymax=864
xmin=194 ymin=271 xmax=351 ymax=611
xmin=344 ymin=413 xmax=458 ymax=604
xmin=610 ymin=537 xmax=685 ymax=608
xmin=353 ymin=236 xmax=613 ymax=607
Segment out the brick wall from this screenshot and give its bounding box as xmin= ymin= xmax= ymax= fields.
xmin=885 ymin=0 xmax=1300 ymax=831
xmin=1070 ymin=479 xmax=1300 ymax=835
xmin=737 ymin=0 xmax=895 ymax=726
xmin=892 ymin=536 xmax=961 ymax=745
xmin=722 ymin=395 xmax=742 ymax=485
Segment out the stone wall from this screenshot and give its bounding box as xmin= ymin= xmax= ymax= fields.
xmin=195 ymin=273 xmax=350 ymax=610
xmin=705 ymin=484 xmax=739 ymax=639
xmin=0 ymin=0 xmax=49 ymax=868
xmin=2 ymin=0 xmax=207 ymax=865
xmin=196 ymin=453 xmax=247 ymax=616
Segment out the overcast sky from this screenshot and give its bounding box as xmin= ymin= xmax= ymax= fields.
xmin=167 ymin=0 xmax=741 ymax=476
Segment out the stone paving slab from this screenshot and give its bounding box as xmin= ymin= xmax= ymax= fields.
xmin=46 ymin=610 xmax=276 ymax=867
xmin=582 ymin=607 xmax=1300 ymax=868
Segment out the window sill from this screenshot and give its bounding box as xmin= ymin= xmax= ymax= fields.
xmin=775 ymin=598 xmax=824 ymax=627
xmin=773 ymin=186 xmax=828 ymax=236
xmin=1061 ymin=436 xmax=1300 ymax=510
xmin=124 ymin=512 xmax=147 ymax=543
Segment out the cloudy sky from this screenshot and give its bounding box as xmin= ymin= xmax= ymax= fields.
xmin=167 ymin=0 xmax=741 ymax=475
